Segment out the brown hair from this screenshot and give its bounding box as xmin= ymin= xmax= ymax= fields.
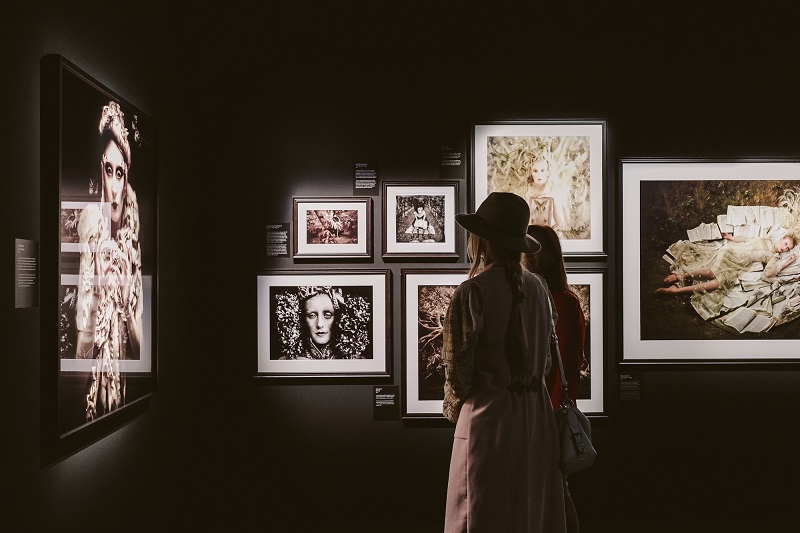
xmin=524 ymin=225 xmax=569 ymax=292
xmin=467 ymin=232 xmax=529 ymax=377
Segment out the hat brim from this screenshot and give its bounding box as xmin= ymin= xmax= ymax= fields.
xmin=456 ymin=213 xmax=542 ymax=254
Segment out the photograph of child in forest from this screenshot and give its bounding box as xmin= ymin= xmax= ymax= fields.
xmin=306 ymin=209 xmax=359 ymax=245
xmin=384 ymin=183 xmax=458 ymax=258
xmin=396 ymin=195 xmax=444 ymax=243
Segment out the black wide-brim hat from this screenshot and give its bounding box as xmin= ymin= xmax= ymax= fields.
xmin=456 ymin=192 xmax=542 ymax=253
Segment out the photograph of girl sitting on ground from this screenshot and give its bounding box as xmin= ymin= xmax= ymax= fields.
xmin=395 ymin=195 xmax=444 ymax=243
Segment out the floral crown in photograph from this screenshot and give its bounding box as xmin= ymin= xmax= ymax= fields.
xmin=297 ymin=286 xmax=345 ymax=310
xmin=99 ymin=101 xmax=131 ymax=164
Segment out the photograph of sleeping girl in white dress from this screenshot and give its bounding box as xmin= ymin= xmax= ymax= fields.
xmin=642 ymin=180 xmax=800 ymax=340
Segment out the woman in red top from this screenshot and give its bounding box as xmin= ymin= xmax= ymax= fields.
xmin=523 ymin=225 xmax=585 ymax=408
xmin=524 ymin=224 xmax=585 ymax=533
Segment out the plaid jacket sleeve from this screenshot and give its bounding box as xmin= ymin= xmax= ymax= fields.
xmin=442 ymin=281 xmax=483 ymax=423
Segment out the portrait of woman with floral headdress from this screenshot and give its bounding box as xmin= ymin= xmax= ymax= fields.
xmin=271 ymin=285 xmax=373 ymax=360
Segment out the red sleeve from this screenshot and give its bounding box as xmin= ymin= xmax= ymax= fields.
xmin=545 ymin=290 xmax=586 ymax=408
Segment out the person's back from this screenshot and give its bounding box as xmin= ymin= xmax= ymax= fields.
xmin=467 ymin=267 xmax=551 ymax=396
xmin=443 ymin=193 xmax=567 ymax=533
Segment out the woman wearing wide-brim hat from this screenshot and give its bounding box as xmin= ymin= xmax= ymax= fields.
xmin=442 ymin=192 xmax=566 ymax=532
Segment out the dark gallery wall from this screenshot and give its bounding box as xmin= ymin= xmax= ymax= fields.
xmin=2 ymin=3 xmax=205 ymax=530
xmin=3 ymin=3 xmax=800 ymax=531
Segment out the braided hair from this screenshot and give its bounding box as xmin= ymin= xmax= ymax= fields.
xmin=467 ymin=233 xmax=529 ymax=378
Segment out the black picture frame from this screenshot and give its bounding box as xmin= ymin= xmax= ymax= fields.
xmin=256 ymin=269 xmax=392 ymax=380
xmin=293 ymin=196 xmax=373 ymax=260
xmin=621 ymin=158 xmax=800 ymax=363
xmin=401 ymin=266 xmax=604 ymax=419
xmin=40 ymin=55 xmax=158 ymax=461
xmin=382 ymin=181 xmax=460 ymax=260
xmin=563 ymin=264 xmax=605 ymax=414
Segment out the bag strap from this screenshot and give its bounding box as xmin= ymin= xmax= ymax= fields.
xmin=548 ymin=298 xmax=574 ymax=408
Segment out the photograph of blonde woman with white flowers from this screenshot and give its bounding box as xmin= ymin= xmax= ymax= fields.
xmin=473 ymin=122 xmax=605 ymax=255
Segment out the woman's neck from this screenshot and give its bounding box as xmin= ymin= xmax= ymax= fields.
xmin=529 ymin=183 xmax=547 ymax=195
xmin=306 ymin=338 xmax=332 ymax=358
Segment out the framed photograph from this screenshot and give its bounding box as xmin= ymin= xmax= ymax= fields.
xmin=622 ymin=159 xmax=800 ymax=361
xmin=565 ymin=267 xmax=604 ymax=414
xmin=382 ymin=181 xmax=459 ymax=259
xmin=293 ymin=197 xmax=372 ymax=259
xmin=41 ymin=55 xmax=157 ymax=456
xmin=402 ymin=269 xmax=467 ymax=419
xmin=473 ymin=121 xmax=605 ymax=255
xmin=402 ymin=268 xmax=603 ymax=419
xmin=257 ymin=270 xmax=391 ymax=378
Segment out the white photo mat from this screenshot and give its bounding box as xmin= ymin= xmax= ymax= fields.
xmin=294 ymin=198 xmax=371 ymax=258
xmin=567 ymin=270 xmax=604 ymax=414
xmin=403 ymin=271 xmax=466 ymax=417
xmin=59 ymin=275 xmax=153 ymax=373
xmin=403 ymin=269 xmax=603 ymax=416
xmin=384 ymin=183 xmax=457 ymax=256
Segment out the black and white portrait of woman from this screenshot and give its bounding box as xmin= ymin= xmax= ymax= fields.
xmin=55 ymin=60 xmax=156 ymax=434
xmin=257 ymin=272 xmax=390 ymax=377
xmin=74 ymin=101 xmax=144 ymax=420
xmin=271 ymin=285 xmax=373 ymax=360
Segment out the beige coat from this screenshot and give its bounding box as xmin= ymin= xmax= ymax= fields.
xmin=443 ymin=267 xmax=566 ymax=532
